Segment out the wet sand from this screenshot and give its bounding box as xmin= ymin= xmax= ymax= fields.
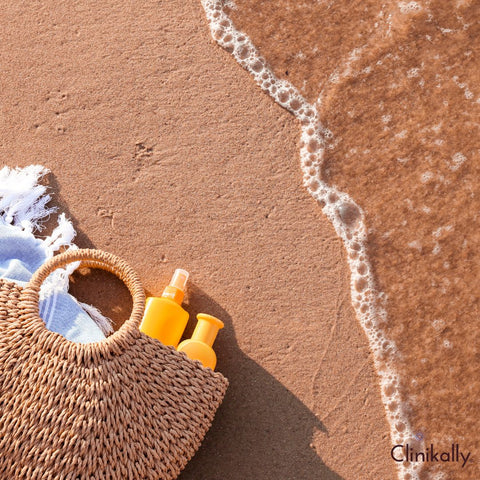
xmin=0 ymin=1 xmax=396 ymax=479
xmin=228 ymin=1 xmax=480 ymax=479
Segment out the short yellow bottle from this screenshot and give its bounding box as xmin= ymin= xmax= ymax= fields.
xmin=139 ymin=269 xmax=189 ymax=347
xmin=177 ymin=313 xmax=224 ymax=370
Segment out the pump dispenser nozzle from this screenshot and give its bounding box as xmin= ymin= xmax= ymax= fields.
xmin=160 ymin=268 xmax=189 ymax=305
xmin=139 ymin=269 xmax=190 ymax=347
xmin=170 ymin=269 xmax=189 ymax=291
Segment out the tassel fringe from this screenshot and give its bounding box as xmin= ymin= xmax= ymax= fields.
xmin=0 ymin=165 xmax=113 ymax=334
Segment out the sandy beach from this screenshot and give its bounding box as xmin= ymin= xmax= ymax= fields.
xmin=2 ymin=1 xmax=476 ymax=479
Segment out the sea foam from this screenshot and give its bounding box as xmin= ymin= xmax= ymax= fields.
xmin=201 ymin=1 xmax=422 ymax=479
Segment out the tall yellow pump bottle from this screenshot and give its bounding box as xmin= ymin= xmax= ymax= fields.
xmin=139 ymin=269 xmax=190 ymax=347
xmin=177 ymin=313 xmax=224 ymax=370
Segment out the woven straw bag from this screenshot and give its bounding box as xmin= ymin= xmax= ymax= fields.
xmin=0 ymin=249 xmax=228 ymax=480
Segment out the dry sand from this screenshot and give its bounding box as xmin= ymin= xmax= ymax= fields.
xmin=0 ymin=1 xmax=398 ymax=479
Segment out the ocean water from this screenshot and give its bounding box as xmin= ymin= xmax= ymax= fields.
xmin=200 ymin=1 xmax=479 ymax=479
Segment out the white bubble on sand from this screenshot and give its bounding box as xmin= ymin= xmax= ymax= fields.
xmin=429 ymin=470 xmax=448 ymax=480
xmin=201 ymin=2 xmax=422 ymax=478
xmin=421 ymin=205 xmax=431 ymax=214
xmin=432 ymin=318 xmax=445 ymax=330
xmin=294 ymin=51 xmax=306 ymax=60
xmin=452 ymin=75 xmax=475 ymax=100
xmin=449 ymin=152 xmax=467 ymax=171
xmin=398 ymin=1 xmax=422 ymax=14
xmin=443 ymin=339 xmax=453 ymax=349
xmin=407 ymin=67 xmax=420 ymax=78
xmin=408 ymin=240 xmax=422 ymax=251
xmin=432 ymin=225 xmax=453 ymax=255
xmin=433 ymin=225 xmax=453 ymax=238
xmin=420 ymin=171 xmax=434 ymax=183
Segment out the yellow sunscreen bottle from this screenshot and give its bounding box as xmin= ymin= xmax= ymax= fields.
xmin=177 ymin=313 xmax=224 ymax=370
xmin=139 ymin=269 xmax=189 ymax=347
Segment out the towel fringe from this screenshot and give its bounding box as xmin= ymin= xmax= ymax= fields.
xmin=78 ymin=302 xmax=114 ymax=336
xmin=0 ymin=165 xmax=113 ymax=335
xmin=0 ymin=165 xmax=56 ymax=233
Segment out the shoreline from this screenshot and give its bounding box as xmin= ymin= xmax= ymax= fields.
xmin=221 ymin=2 xmax=480 ymax=479
xmin=202 ymin=1 xmax=415 ymax=479
xmin=0 ymin=1 xmax=398 ymax=478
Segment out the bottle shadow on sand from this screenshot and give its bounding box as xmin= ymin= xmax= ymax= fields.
xmin=43 ymin=176 xmax=344 ymax=479
xmin=179 ymin=284 xmax=344 ymax=480
xmin=68 ymin=272 xmax=345 ymax=479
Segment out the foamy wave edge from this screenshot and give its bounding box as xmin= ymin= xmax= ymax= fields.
xmin=200 ymin=1 xmax=421 ymax=479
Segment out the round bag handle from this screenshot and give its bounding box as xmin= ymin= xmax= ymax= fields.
xmin=20 ymin=248 xmax=146 ymax=361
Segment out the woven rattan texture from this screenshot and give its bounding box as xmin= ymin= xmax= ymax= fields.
xmin=0 ymin=252 xmax=228 ymax=480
